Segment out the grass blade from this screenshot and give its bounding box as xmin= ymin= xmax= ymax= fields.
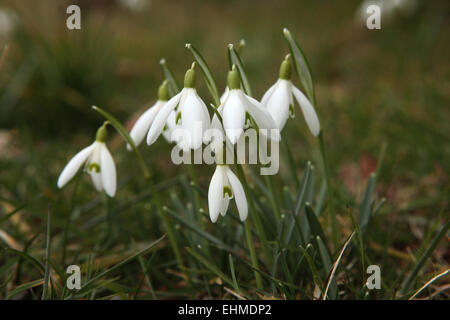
xmin=92 ymin=105 xmax=150 ymax=178
xmin=41 ymin=204 xmax=51 ymax=300
xmin=75 ymin=234 xmax=166 ymax=296
xmin=400 ymin=221 xmax=449 ymax=294
xmin=185 ymin=43 xmax=220 ymax=106
xmin=408 ymin=268 xmax=450 ymax=300
xmin=323 ymin=232 xmax=355 ymax=300
xmin=6 ymin=279 xmax=43 ymax=300
xmin=159 ymin=58 xmax=180 ymax=96
xmin=357 ymin=172 xmax=377 ymax=235
xmin=283 ymin=28 xmax=315 ymax=104
xmin=227 ymin=44 xmax=252 ymax=96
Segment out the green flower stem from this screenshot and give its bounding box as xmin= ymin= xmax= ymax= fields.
xmin=235 ymin=163 xmax=271 ymax=291
xmin=92 ymin=106 xmax=185 ymax=270
xmin=264 ymin=175 xmax=281 ymax=225
xmin=188 ymin=163 xmax=211 ymax=258
xmin=244 ymin=219 xmax=263 ymax=290
xmin=61 ymin=173 xmax=81 ymax=266
xmin=318 ymin=131 xmax=338 ymax=248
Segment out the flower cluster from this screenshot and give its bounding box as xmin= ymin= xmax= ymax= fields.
xmin=57 ymin=41 xmax=320 ymax=224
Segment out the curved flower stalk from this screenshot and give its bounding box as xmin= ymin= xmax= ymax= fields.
xmin=127 ymin=80 xmax=172 ymax=150
xmin=147 ymin=63 xmax=210 ymax=150
xmin=208 ymin=148 xmax=248 ymax=223
xmin=261 ymin=55 xmax=320 ymax=135
xmin=57 ymin=123 xmax=117 ymax=197
xmin=213 ymin=67 xmax=280 ymax=145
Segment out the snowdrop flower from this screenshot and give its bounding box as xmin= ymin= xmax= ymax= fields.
xmin=128 ymin=80 xmax=171 ymax=150
xmin=57 ymin=123 xmax=117 ymax=197
xmin=261 ymin=55 xmax=320 ymax=135
xmin=147 ymin=63 xmax=210 ymax=150
xmin=216 ymin=67 xmax=280 ymax=144
xmin=208 ymin=148 xmax=247 ymax=223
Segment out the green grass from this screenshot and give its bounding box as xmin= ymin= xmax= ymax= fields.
xmin=0 ymin=0 xmax=448 ymax=300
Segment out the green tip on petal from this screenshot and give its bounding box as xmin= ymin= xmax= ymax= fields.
xmin=184 ymin=65 xmax=196 ymax=88
xmin=95 ymin=123 xmax=108 ymax=142
xmin=158 ymin=80 xmax=169 ymax=101
xmin=227 ymin=67 xmax=240 ymax=90
xmin=279 ymin=56 xmax=292 ymax=80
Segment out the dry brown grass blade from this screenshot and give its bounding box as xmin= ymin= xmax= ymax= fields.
xmin=224 ymin=287 xmax=247 ymax=300
xmin=322 ymin=231 xmax=355 ymax=300
xmin=409 ymin=268 xmax=450 ymax=300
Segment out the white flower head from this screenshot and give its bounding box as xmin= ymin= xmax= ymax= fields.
xmin=261 ymin=55 xmax=320 ymax=135
xmin=57 ymin=123 xmax=117 ymax=197
xmin=218 ymin=67 xmax=280 ymax=145
xmin=147 ymin=63 xmax=210 ymax=150
xmin=208 ymin=148 xmax=248 ymax=223
xmin=128 ymin=80 xmax=170 ymax=150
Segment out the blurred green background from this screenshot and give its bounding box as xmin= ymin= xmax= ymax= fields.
xmin=0 ymin=0 xmax=448 ymax=298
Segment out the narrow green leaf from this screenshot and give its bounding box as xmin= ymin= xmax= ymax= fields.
xmin=164 ymin=206 xmax=235 ymax=253
xmin=75 ymin=234 xmax=166 ymax=296
xmin=92 ymin=106 xmax=150 ymax=178
xmin=228 ymin=254 xmax=241 ymax=294
xmin=227 ymin=44 xmax=252 ymax=96
xmin=305 ymin=204 xmax=331 ymax=257
xmin=185 ymin=247 xmax=234 ymax=287
xmin=6 ymin=279 xmax=43 ymax=300
xmin=283 ymin=28 xmax=315 ymax=104
xmin=357 ymin=172 xmax=377 ymax=235
xmin=41 ymin=205 xmax=51 ymax=300
xmin=159 ymin=58 xmax=180 ymax=96
xmin=285 ymin=163 xmax=311 ymax=245
xmin=185 ymin=43 xmax=220 ymax=106
xmin=400 ymin=221 xmax=449 ymax=294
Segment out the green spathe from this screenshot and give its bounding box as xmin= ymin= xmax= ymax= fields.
xmin=158 ymin=80 xmax=169 ymax=101
xmin=95 ymin=123 xmax=108 ymax=142
xmin=184 ymin=63 xmax=196 ymax=88
xmin=279 ymin=55 xmax=292 ymax=80
xmin=227 ymin=68 xmax=240 ymax=90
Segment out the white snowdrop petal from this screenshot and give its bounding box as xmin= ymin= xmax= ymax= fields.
xmin=219 ymin=196 xmax=230 ymax=217
xmin=291 ymin=84 xmax=321 ymax=136
xmin=239 ymin=91 xmax=281 ymax=142
xmin=261 ymin=80 xmax=279 ymax=106
xmin=128 ymin=101 xmax=163 ymax=150
xmin=100 ymin=144 xmax=117 ymax=197
xmin=57 ymin=144 xmax=95 ymax=188
xmin=162 ymin=110 xmax=177 ymax=142
xmin=208 ymin=166 xmax=225 ymax=223
xmin=265 ymin=80 xmax=291 ymax=130
xmin=147 ymin=90 xmax=183 ymax=145
xmin=225 ymin=167 xmax=248 ymax=221
xmin=223 ymin=91 xmax=246 ymax=144
xmin=180 ymin=89 xmax=210 ymax=150
xmin=220 ymin=87 xmax=230 ymax=104
xmin=89 ymin=171 xmax=103 ymax=191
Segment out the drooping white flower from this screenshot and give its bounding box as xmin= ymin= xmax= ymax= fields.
xmin=57 ymin=123 xmax=117 ymax=197
xmin=128 ymin=81 xmax=170 ymax=150
xmin=147 ymin=64 xmax=210 ymax=150
xmin=208 ymin=148 xmax=248 ymax=223
xmin=216 ymin=68 xmax=280 ymax=145
xmin=261 ymin=56 xmax=320 ymax=135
